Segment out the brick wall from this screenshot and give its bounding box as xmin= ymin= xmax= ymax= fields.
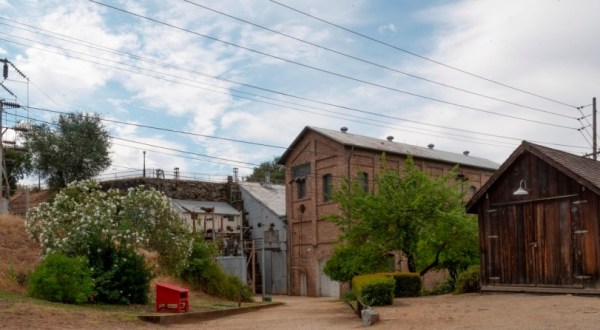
xmin=283 ymin=130 xmax=496 ymax=297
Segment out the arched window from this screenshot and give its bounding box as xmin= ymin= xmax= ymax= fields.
xmin=357 ymin=172 xmax=368 ymax=193
xmin=322 ymin=174 xmax=333 ymax=202
xmin=469 ymin=185 xmax=478 ymax=195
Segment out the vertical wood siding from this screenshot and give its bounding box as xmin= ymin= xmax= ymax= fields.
xmin=478 ymin=153 xmax=600 ymax=290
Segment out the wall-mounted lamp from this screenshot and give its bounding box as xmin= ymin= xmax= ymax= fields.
xmin=513 ymin=179 xmax=529 ymax=196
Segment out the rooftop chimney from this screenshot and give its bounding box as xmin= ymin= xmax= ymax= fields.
xmin=463 ymin=151 xmax=470 ymax=156
xmin=340 ymin=127 xmax=348 ymax=133
xmin=387 ymin=136 xmax=394 ymax=142
xmin=427 ymin=143 xmax=434 ymax=150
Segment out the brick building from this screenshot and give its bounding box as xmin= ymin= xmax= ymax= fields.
xmin=279 ymin=126 xmax=499 ymax=297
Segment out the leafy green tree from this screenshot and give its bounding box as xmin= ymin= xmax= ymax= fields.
xmin=4 ymin=148 xmax=31 ymax=195
xmin=22 ymin=113 xmax=111 ymax=189
xmin=324 ymin=243 xmax=393 ymax=283
xmin=246 ymin=156 xmax=285 ymax=183
xmin=325 ymin=156 xmax=478 ymax=277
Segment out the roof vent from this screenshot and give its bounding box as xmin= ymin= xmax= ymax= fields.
xmin=387 ymin=136 xmax=394 ymax=142
xmin=427 ymin=143 xmax=434 ymax=149
xmin=463 ymin=151 xmax=470 ymax=156
xmin=340 ymin=127 xmax=348 ymax=133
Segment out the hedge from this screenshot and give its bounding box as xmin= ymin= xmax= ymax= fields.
xmin=377 ymin=272 xmax=422 ymax=297
xmin=352 ymin=274 xmax=395 ymax=306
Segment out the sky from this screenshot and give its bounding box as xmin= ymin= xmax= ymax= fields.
xmin=1 ymin=0 xmax=599 ymax=184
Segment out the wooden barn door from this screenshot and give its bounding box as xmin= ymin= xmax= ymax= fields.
xmin=533 ymin=199 xmax=580 ymax=287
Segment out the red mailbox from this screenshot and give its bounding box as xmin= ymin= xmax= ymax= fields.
xmin=155 ymin=282 xmax=189 ymax=313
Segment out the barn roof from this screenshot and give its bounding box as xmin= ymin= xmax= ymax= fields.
xmin=466 ymin=141 xmax=600 ymax=212
xmin=239 ymin=182 xmax=286 ymax=217
xmin=279 ymin=126 xmax=500 ymax=170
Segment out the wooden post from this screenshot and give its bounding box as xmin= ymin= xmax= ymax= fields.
xmin=593 ymin=97 xmax=597 ymax=160
xmin=252 ymin=240 xmax=256 ymax=294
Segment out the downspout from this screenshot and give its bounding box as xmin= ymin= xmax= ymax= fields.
xmin=286 ymin=171 xmax=292 ymax=295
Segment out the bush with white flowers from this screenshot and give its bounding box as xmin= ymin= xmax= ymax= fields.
xmin=26 ymin=180 xmax=193 ymax=275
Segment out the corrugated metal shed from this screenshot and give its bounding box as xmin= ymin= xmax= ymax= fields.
xmin=279 ymin=126 xmax=500 ymax=170
xmin=171 ymin=199 xmax=240 ymax=215
xmin=239 ymin=182 xmax=285 ymax=217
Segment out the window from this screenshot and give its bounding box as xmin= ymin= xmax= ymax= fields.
xmin=469 ymin=186 xmax=478 ymax=195
xmin=225 ymin=215 xmax=235 ymax=222
xmin=292 ymin=163 xmax=311 ymax=178
xmin=297 ymin=178 xmax=306 ymax=199
xmin=357 ymin=172 xmax=368 ymax=193
xmin=322 ymin=174 xmax=333 ymax=202
xmin=292 ymin=163 xmax=311 ymax=199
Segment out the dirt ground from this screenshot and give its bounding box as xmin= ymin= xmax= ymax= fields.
xmin=3 ymin=293 xmax=599 ymax=329
xmin=182 ymin=293 xmax=600 ymax=330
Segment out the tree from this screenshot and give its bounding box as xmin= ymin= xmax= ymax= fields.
xmin=26 ymin=180 xmax=192 ymax=275
xmin=325 ymin=156 xmax=478 ymax=277
xmin=246 ymin=156 xmax=285 ymax=183
xmin=324 ymin=243 xmax=393 ymax=283
xmin=22 ymin=113 xmax=111 ymax=189
xmin=4 ymin=148 xmax=31 ymax=195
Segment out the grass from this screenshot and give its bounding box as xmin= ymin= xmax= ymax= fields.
xmin=0 ymin=213 xmax=266 ymax=327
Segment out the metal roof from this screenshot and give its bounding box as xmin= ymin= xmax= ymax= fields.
xmin=239 ymin=182 xmax=286 ymax=217
xmin=171 ymin=199 xmax=240 ymax=215
xmin=281 ymin=126 xmax=499 ymax=170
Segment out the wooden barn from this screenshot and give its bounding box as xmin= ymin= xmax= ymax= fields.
xmin=466 ymin=141 xmax=600 ymax=294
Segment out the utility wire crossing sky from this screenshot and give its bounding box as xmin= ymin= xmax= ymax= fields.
xmin=0 ymin=0 xmax=599 ymax=182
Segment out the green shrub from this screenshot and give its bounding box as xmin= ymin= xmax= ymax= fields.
xmin=28 ymin=253 xmax=94 ymax=304
xmin=378 ymin=272 xmax=422 ymax=297
xmin=352 ymin=274 xmax=395 ymax=306
xmin=88 ymin=244 xmax=153 ymax=304
xmin=455 ymin=265 xmax=480 ymax=294
xmin=343 ymin=289 xmax=356 ymax=303
xmin=181 ymin=238 xmax=253 ymax=302
xmin=423 ymin=278 xmax=455 ymax=296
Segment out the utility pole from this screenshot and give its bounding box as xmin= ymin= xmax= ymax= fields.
xmin=0 ymin=59 xmax=28 ymax=213
xmin=0 ymin=100 xmax=21 ymax=213
xmin=594 ymin=97 xmax=597 ymax=160
xmin=0 ymin=100 xmax=5 ymax=214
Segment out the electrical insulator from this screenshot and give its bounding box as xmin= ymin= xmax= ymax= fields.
xmin=2 ymin=62 xmax=7 ymax=79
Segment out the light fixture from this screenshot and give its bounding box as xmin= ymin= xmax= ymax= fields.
xmin=513 ymin=180 xmax=529 ymax=196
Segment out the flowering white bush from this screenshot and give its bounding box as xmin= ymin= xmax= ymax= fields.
xmin=26 ymin=180 xmax=192 ymax=275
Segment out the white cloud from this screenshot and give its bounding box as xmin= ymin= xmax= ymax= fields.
xmin=378 ymin=23 xmax=397 ymax=34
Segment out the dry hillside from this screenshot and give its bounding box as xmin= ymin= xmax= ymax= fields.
xmin=10 ymin=190 xmax=53 ymax=216
xmin=0 ymin=215 xmax=42 ymax=293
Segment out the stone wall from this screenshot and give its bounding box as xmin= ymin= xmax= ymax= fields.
xmin=100 ymin=177 xmax=244 ymax=211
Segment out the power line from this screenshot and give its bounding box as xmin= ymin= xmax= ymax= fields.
xmin=269 ymin=0 xmax=580 ymax=109
xmin=25 ymin=101 xmax=589 ymax=153
xmin=2 ymin=35 xmax=582 ymax=150
xmin=27 ymin=106 xmax=287 ymax=149
xmin=86 ymin=0 xmax=578 ymax=130
xmin=13 ymin=112 xmax=260 ymax=168
xmin=2 ymin=22 xmax=588 ymax=152
xmin=179 ymin=0 xmax=575 ymax=120
xmin=0 ymin=22 xmax=585 ymax=137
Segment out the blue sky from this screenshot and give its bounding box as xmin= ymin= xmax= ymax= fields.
xmin=1 ymin=0 xmax=599 ymax=183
